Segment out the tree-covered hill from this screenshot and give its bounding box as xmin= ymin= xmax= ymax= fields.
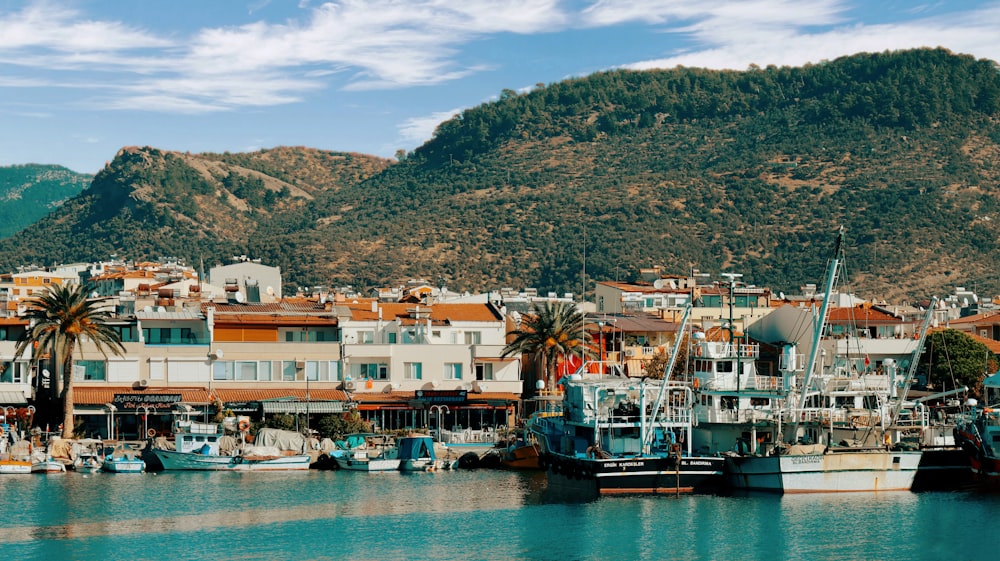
xmin=0 ymin=165 xmax=92 ymax=238
xmin=2 ymin=48 xmax=1000 ymax=302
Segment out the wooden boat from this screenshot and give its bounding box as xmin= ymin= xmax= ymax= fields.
xmin=153 ymin=420 xmax=310 ymax=471
xmin=333 ymin=434 xmax=400 ymax=472
xmin=398 ymin=435 xmax=454 ymax=471
xmin=31 ymin=457 xmax=67 ymax=473
xmin=102 ymin=449 xmax=146 ymax=473
xmin=0 ymin=459 xmax=32 ymax=474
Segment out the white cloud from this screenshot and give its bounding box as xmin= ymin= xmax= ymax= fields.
xmin=397 ymin=107 xmax=465 ymax=146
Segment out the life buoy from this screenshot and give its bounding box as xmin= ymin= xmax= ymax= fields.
xmin=238 ymin=419 xmax=251 ymax=431
xmin=147 ymin=428 xmax=157 ymax=438
xmin=693 ymin=378 xmax=700 ymax=390
xmin=0 ymin=426 xmax=5 ymax=437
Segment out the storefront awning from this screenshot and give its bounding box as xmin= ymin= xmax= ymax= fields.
xmin=0 ymin=391 xmax=27 ymax=405
xmin=261 ymin=401 xmax=345 ymax=414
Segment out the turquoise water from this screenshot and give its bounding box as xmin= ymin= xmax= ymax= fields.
xmin=0 ymin=470 xmax=993 ymax=561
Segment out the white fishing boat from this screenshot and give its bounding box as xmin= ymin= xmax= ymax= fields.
xmin=723 ymin=228 xmax=925 ymax=493
xmin=153 ymin=419 xmax=311 ymax=471
xmin=333 ymin=434 xmax=400 ymax=472
xmin=397 ymin=435 xmax=453 ymax=471
xmin=102 ymin=444 xmax=146 ymax=473
xmin=31 ymin=457 xmax=67 ymax=473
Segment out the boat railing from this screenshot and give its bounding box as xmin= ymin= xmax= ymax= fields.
xmin=752 ymin=375 xmax=783 ymax=391
xmin=695 ymin=341 xmax=760 ymax=359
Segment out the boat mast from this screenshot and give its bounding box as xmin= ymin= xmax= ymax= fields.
xmin=787 ymin=226 xmax=844 ymax=443
xmin=641 ymin=304 xmax=692 ymax=454
xmin=888 ymin=297 xmax=937 ymax=426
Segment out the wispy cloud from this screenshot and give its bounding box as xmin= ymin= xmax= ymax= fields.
xmin=397 ymin=107 xmax=466 ymax=146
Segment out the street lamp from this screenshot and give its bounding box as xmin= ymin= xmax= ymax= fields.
xmin=104 ymin=403 xmax=117 ymax=440
xmin=429 ymin=405 xmax=449 ymax=442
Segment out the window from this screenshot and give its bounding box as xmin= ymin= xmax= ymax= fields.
xmin=464 ymin=331 xmax=482 ymax=345
xmin=305 ymin=361 xmax=319 ymax=381
xmin=236 ymin=361 xmax=257 ymax=381
xmin=282 ymin=361 xmax=297 ymax=381
xmin=716 ymin=361 xmax=734 ymax=373
xmin=475 ymin=362 xmax=493 ymax=381
xmin=402 ymin=329 xmax=418 ymax=344
xmin=1 ymin=361 xmax=25 ymax=383
xmin=357 ymin=363 xmax=388 ymax=380
xmin=73 ymin=360 xmax=106 ymax=381
xmin=445 ymin=363 xmax=462 ymax=380
xmin=388 ymin=333 xmax=397 ymax=344
xmin=214 ymin=362 xmax=234 ymax=380
xmin=358 ymin=331 xmax=375 ymax=344
xmin=405 ymin=362 xmax=423 ymax=380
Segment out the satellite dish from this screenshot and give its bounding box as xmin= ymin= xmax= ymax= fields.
xmin=266 ymin=286 xmax=275 ymax=296
xmin=211 ymin=349 xmax=224 ymax=359
xmin=234 ymin=291 xmax=245 ymax=303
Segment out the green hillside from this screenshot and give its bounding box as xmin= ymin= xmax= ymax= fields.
xmin=0 ymin=165 xmax=92 ymax=238
xmin=1 ymin=48 xmax=999 ymax=302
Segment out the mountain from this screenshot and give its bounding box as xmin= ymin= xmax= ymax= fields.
xmin=0 ymin=165 xmax=92 ymax=238
xmin=1 ymin=48 xmax=999 ymax=302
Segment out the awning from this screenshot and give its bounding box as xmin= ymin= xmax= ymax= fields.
xmin=0 ymin=391 xmax=27 ymax=405
xmin=261 ymin=401 xmax=345 ymax=414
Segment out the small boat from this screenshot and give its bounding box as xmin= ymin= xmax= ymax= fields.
xmin=102 ymin=446 xmax=146 ymax=473
xmin=0 ymin=459 xmax=32 ymax=475
xmin=31 ymin=457 xmax=67 ymax=474
xmin=153 ymin=420 xmax=311 ymax=471
xmin=954 ymin=372 xmax=1000 ymax=487
xmin=398 ymin=435 xmax=452 ymax=471
xmin=333 ymin=434 xmax=400 ymax=472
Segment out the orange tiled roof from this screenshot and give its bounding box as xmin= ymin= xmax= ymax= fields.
xmin=73 ymin=386 xmax=348 ymax=405
xmin=344 ymin=302 xmax=501 ymax=323
xmin=826 ymin=306 xmax=901 ymax=323
xmin=948 ymin=311 xmax=1000 ymax=326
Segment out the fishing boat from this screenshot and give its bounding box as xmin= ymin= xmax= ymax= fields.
xmin=152 ymin=419 xmax=311 ymax=471
xmin=333 ymin=434 xmax=400 ymax=472
xmin=532 ymin=307 xmax=726 ymax=496
xmin=31 ymin=456 xmax=67 ymax=473
xmin=397 ymin=435 xmax=453 ymax=471
xmin=102 ymin=444 xmax=146 ymax=473
xmin=724 ymin=228 xmax=925 ymax=493
xmin=954 ymin=372 xmax=1000 ymax=486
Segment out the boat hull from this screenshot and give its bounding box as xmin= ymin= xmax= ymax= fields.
xmin=1 ymin=460 xmax=34 ymax=474
xmin=334 ymin=456 xmax=401 ymax=472
xmin=154 ymin=449 xmax=311 ymax=471
xmin=542 ymin=452 xmax=725 ymax=495
xmin=31 ymin=460 xmax=67 ymax=473
xmin=725 ymin=450 xmax=922 ymax=493
xmin=102 ymin=459 xmax=146 ymax=473
xmin=500 ymin=443 xmax=541 ymax=470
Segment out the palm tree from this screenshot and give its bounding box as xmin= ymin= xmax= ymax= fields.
xmin=13 ymin=283 xmax=125 ymax=438
xmin=502 ymin=301 xmax=593 ymax=393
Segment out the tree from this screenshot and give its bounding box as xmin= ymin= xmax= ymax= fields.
xmin=13 ymin=283 xmax=125 ymax=438
xmin=502 ymin=301 xmax=592 ymax=393
xmin=917 ymin=329 xmax=995 ymax=398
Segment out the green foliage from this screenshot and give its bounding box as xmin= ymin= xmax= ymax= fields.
xmin=0 ymin=165 xmax=91 ymax=238
xmin=918 ymin=329 xmax=994 ymax=398
xmin=263 ymin=414 xmax=298 ymax=431
xmin=316 ymin=411 xmax=371 ymax=440
xmin=3 ymin=49 xmax=1000 ymax=303
xmin=502 ymin=301 xmax=593 ymax=392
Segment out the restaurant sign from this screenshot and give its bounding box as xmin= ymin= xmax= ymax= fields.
xmin=414 ymin=390 xmax=468 ymax=405
xmin=112 ymin=394 xmax=182 ymax=410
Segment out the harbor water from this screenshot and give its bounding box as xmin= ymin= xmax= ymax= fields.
xmin=1 ymin=469 xmax=994 ymax=561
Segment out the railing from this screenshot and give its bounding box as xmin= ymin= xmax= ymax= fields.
xmin=753 ymin=375 xmax=783 ymax=391
xmin=696 ymin=341 xmax=760 ymax=359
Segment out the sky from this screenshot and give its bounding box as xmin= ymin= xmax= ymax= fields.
xmin=3 ymin=1 xmax=1000 ymax=174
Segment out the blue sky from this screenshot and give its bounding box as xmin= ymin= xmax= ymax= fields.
xmin=3 ymin=0 xmax=1000 ymax=174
